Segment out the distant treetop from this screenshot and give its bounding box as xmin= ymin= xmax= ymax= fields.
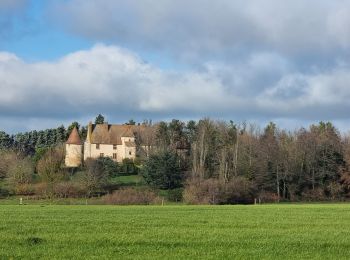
xmin=95 ymin=114 xmax=105 ymax=124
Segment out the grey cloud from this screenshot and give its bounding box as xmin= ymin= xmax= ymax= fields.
xmin=49 ymin=0 xmax=350 ymax=63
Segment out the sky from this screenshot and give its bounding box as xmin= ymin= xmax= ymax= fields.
xmin=1 ymin=0 xmax=350 ymax=133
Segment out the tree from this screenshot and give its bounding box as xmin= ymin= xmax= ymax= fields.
xmin=95 ymin=114 xmax=105 ymax=124
xmin=0 ymin=131 xmax=13 ymax=150
xmin=67 ymin=122 xmax=80 ymax=137
xmin=125 ymin=119 xmax=136 ymax=125
xmin=7 ymin=158 xmax=34 ymax=189
xmin=81 ymin=158 xmax=109 ymax=196
xmin=0 ymin=150 xmax=17 ymax=179
xmin=142 ymin=151 xmax=183 ymax=189
xmin=98 ymin=157 xmax=119 ymax=177
xmin=37 ymin=146 xmax=65 ymax=184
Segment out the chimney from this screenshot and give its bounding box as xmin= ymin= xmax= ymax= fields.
xmin=86 ymin=121 xmax=92 ymax=143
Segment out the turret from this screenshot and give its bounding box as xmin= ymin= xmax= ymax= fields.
xmin=65 ymin=127 xmax=83 ymax=167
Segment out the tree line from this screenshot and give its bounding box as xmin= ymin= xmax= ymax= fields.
xmin=138 ymin=119 xmax=350 ymax=203
xmin=1 ymin=117 xmax=350 ymax=204
xmin=0 ymin=122 xmax=86 ymax=156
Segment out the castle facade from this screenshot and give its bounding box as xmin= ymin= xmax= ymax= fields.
xmin=65 ymin=123 xmax=143 ymax=167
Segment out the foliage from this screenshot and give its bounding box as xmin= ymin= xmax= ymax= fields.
xmin=6 ymin=158 xmax=34 ymax=189
xmin=102 ymin=188 xmax=159 ymax=205
xmin=80 ymin=158 xmax=109 ymax=196
xmin=125 ymin=119 xmax=136 ymax=125
xmin=142 ymin=151 xmax=183 ymax=189
xmin=0 ymin=150 xmax=17 ymax=179
xmin=158 ymin=188 xmax=183 ymax=202
xmin=96 ymin=157 xmax=119 ymax=177
xmin=2 ymin=119 xmax=350 ymax=202
xmin=120 ymin=158 xmax=138 ymax=175
xmin=53 ymin=181 xmax=86 ymax=198
xmin=183 ymin=177 xmax=254 ymax=204
xmin=36 ymin=146 xmax=65 ymax=184
xmin=0 ymin=131 xmax=13 ymax=150
xmin=95 ymin=114 xmax=105 ymax=124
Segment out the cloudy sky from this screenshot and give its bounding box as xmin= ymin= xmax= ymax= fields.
xmin=1 ymin=0 xmax=350 ymax=133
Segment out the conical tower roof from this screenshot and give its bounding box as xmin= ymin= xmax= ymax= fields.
xmin=66 ymin=127 xmax=82 ymax=145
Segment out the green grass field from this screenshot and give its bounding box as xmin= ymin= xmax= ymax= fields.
xmin=1 ymin=204 xmax=350 ymax=259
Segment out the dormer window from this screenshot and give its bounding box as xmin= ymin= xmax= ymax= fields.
xmin=113 ymin=144 xmax=117 ymax=150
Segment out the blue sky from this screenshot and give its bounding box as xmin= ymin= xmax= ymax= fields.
xmin=0 ymin=0 xmax=89 ymax=61
xmin=1 ymin=0 xmax=350 ymax=133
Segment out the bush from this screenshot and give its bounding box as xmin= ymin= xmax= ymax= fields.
xmin=301 ymin=188 xmax=326 ymax=201
xmin=159 ymin=188 xmax=183 ymax=202
xmin=97 ymin=157 xmax=119 ymax=177
xmin=257 ymin=191 xmax=280 ymax=203
xmin=142 ymin=151 xmax=183 ymax=189
xmin=184 ymin=177 xmax=254 ymax=205
xmin=14 ymin=184 xmax=35 ymax=195
xmin=120 ymin=159 xmax=139 ymax=175
xmin=102 ymin=188 xmax=159 ymax=205
xmin=32 ymin=182 xmax=50 ymax=198
xmin=53 ymin=182 xmax=86 ymax=198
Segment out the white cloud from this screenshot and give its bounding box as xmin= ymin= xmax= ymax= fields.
xmin=1 ymin=44 xmax=350 ymax=133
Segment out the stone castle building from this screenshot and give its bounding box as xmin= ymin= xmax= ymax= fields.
xmin=65 ymin=122 xmax=144 ymax=167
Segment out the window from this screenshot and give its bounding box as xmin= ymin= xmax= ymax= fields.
xmin=100 ymin=153 xmax=104 ymax=157
xmin=113 ymin=144 xmax=117 ymax=150
xmin=129 ymin=151 xmax=132 ymax=155
xmin=96 ymin=144 xmax=100 ymax=150
xmin=113 ymin=153 xmax=117 ymax=159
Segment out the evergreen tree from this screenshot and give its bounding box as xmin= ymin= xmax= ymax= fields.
xmin=95 ymin=114 xmax=105 ymax=124
xmin=0 ymin=131 xmax=13 ymax=150
xmin=142 ymin=151 xmax=183 ymax=189
xmin=67 ymin=122 xmax=80 ymax=138
xmin=56 ymin=125 xmax=66 ymax=144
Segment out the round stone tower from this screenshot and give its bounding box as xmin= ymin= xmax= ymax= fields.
xmin=65 ymin=127 xmax=83 ymax=167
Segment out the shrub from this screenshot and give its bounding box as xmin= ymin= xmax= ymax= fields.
xmin=53 ymin=182 xmax=86 ymax=198
xmin=120 ymin=159 xmax=139 ymax=175
xmin=32 ymin=182 xmax=50 ymax=198
xmin=184 ymin=177 xmax=254 ymax=205
xmin=258 ymin=191 xmax=280 ymax=203
xmin=102 ymin=188 xmax=159 ymax=205
xmin=14 ymin=184 xmax=35 ymax=196
xmin=159 ymin=188 xmax=183 ymax=202
xmin=301 ymin=188 xmax=326 ymax=201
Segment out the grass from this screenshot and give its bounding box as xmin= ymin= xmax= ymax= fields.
xmin=0 ymin=204 xmax=350 ymax=259
xmin=111 ymin=174 xmax=145 ymax=186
